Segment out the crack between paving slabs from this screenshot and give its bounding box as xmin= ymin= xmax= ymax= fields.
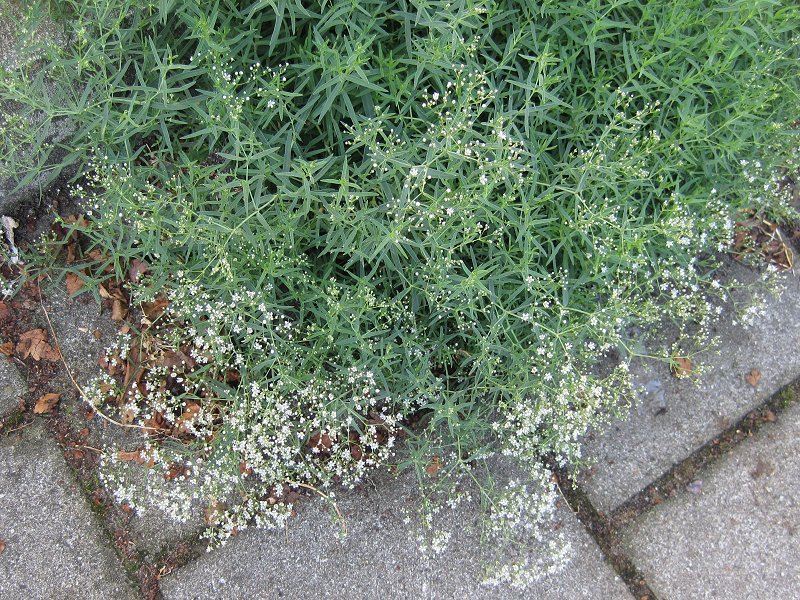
xmin=0 ymin=368 xmax=154 ymax=598
xmin=553 ymin=375 xmax=800 ymax=600
xmin=50 ymin=416 xmax=162 ymax=599
xmin=550 ymin=458 xmax=659 ymax=600
xmin=0 ymin=292 xmax=162 ymax=599
xmin=38 ymin=297 xmax=174 ymax=600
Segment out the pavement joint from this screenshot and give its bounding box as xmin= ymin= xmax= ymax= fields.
xmin=0 ymin=421 xmax=139 ymax=599
xmin=607 ymin=377 xmax=799 ymax=529
xmin=553 ymin=463 xmax=659 ymax=600
xmin=557 ymin=375 xmax=800 ymax=600
xmin=0 ymin=408 xmax=29 ymax=436
xmin=41 ymin=378 xmax=166 ymax=598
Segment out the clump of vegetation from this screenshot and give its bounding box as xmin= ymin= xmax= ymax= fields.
xmin=2 ymin=0 xmax=798 ymax=587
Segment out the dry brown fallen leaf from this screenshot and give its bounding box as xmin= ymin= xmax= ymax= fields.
xmin=117 ymin=449 xmax=143 ymax=462
xmin=671 ymin=356 xmax=693 ymax=378
xmin=128 ymin=259 xmax=150 ymax=283
xmin=98 ymin=353 xmax=124 ymax=377
xmin=175 ymin=402 xmax=201 ymax=433
xmin=349 ymin=443 xmax=363 ymax=461
xmin=86 ymin=249 xmax=115 ymax=274
xmin=425 ymin=456 xmax=442 ymax=477
xmin=307 ymin=431 xmax=334 ymax=450
xmin=164 ymin=463 xmax=189 ymax=481
xmin=225 ymin=368 xmax=241 ymax=386
xmin=745 ymin=369 xmax=762 ymax=387
xmin=142 ymin=295 xmax=169 ymax=323
xmin=65 ymin=271 xmax=85 ymax=295
xmin=16 ymin=329 xmax=61 ymax=361
xmin=0 ymin=539 xmax=6 ymax=555
xmin=732 ymin=210 xmax=794 ymax=271
xmin=143 ymin=411 xmax=168 ymax=435
xmin=160 ymin=349 xmax=196 ymax=371
xmin=111 ymin=298 xmax=128 ymax=321
xmin=62 ymin=214 xmax=89 ymax=230
xmin=120 ymin=406 xmax=137 ymax=426
xmin=0 ymin=341 xmax=13 ymax=356
xmin=65 ymin=238 xmax=77 ymax=264
xmin=33 ymin=393 xmax=60 ymax=414
xmin=0 ymin=301 xmax=9 ymax=320
xmin=117 ymin=448 xmax=154 ymax=467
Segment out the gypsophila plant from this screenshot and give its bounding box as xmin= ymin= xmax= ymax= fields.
xmin=2 ymin=0 xmax=798 ymax=588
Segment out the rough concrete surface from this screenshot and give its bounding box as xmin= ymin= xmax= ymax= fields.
xmin=39 ymin=285 xmax=119 ymax=392
xmin=622 ymin=399 xmax=800 ymax=600
xmin=0 ymin=423 xmax=136 ymax=600
xmin=579 ymin=262 xmax=800 ymax=513
xmin=0 ymin=3 xmax=65 ymax=71
xmin=161 ymin=469 xmax=633 ymax=600
xmin=0 ymin=357 xmax=25 ymax=415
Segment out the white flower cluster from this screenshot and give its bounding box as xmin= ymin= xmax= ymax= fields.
xmin=480 ymin=466 xmax=573 ymax=589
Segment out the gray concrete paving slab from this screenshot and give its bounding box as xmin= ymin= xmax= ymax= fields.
xmin=39 ymin=286 xmax=118 ymax=392
xmin=0 ymin=423 xmax=136 ymax=599
xmin=579 ymin=262 xmax=800 ymax=513
xmin=161 ymin=469 xmax=633 ymax=600
xmin=39 ymin=286 xmax=202 ymax=557
xmin=0 ymin=358 xmax=25 ymax=416
xmin=622 ymin=398 xmax=800 ymax=600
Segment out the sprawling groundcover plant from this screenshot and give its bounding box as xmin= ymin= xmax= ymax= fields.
xmin=2 ymin=0 xmax=798 ymax=586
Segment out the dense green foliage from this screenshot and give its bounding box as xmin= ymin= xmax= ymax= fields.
xmin=1 ymin=0 xmax=798 ymax=582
